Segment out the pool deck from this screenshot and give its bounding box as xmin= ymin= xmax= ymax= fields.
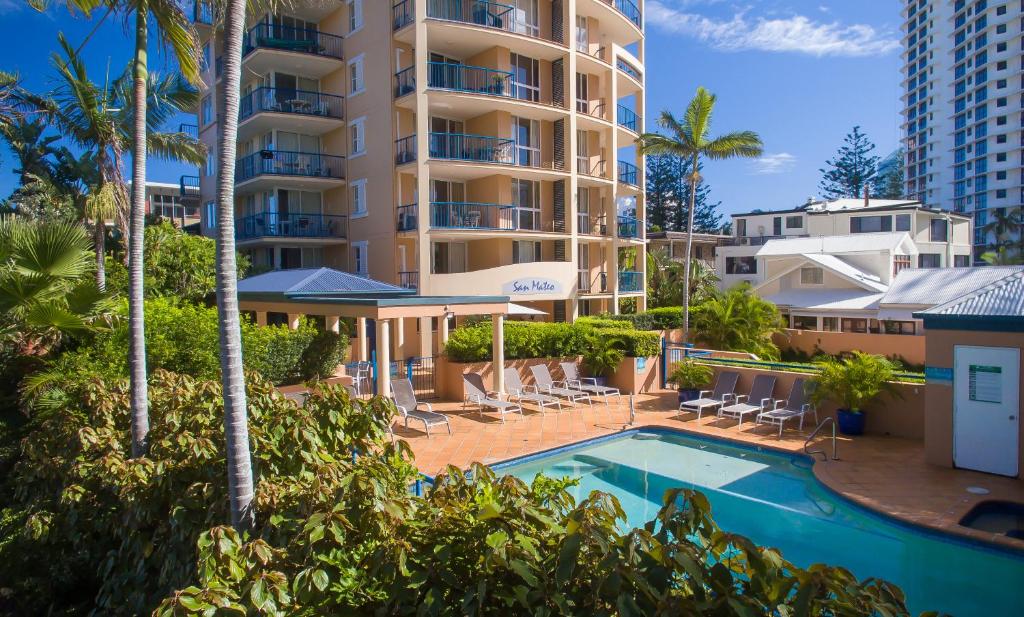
xmin=395 ymin=390 xmax=1024 ymax=553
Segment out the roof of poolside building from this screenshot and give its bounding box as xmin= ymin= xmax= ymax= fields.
xmin=914 ymin=270 xmax=1024 ymax=330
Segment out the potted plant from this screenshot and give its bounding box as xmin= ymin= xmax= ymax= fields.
xmin=809 ymin=352 xmax=900 ymax=436
xmin=669 ymin=359 xmax=714 ymax=405
xmin=581 ymin=336 xmax=626 ymax=386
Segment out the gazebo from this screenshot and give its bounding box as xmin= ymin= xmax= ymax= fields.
xmin=236 ymin=268 xmax=512 ymax=396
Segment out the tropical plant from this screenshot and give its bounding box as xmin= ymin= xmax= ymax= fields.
xmin=982 ymin=207 xmax=1023 ymax=261
xmin=580 ymin=334 xmax=626 ymax=378
xmin=668 ymin=359 xmax=714 ymax=390
xmin=809 ymin=352 xmax=901 ymax=414
xmin=818 ymin=126 xmax=880 ymax=199
xmin=690 ymin=283 xmax=785 ymax=359
xmin=646 ymin=248 xmax=718 ymax=309
xmin=637 ymin=87 xmax=763 ymax=343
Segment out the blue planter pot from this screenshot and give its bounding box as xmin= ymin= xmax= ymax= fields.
xmin=836 ymin=409 xmax=865 ymax=436
xmin=592 ymin=376 xmax=609 ymax=387
xmin=678 ymin=389 xmax=700 ymax=405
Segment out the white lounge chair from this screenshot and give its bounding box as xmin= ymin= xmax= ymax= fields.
xmin=757 ymin=378 xmax=817 ymax=437
xmin=391 ymin=378 xmax=451 ymax=436
xmin=678 ymin=371 xmax=739 ymax=419
xmin=463 ymin=372 xmax=523 ymax=423
xmin=559 ymin=361 xmax=621 ymax=406
xmin=529 ymin=364 xmax=592 ymax=406
xmin=719 ymin=375 xmax=777 ymax=426
xmin=503 ymin=368 xmax=562 ymax=413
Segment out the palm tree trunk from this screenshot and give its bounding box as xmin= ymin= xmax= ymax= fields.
xmin=682 ymin=155 xmax=698 ymax=343
xmin=217 ymin=0 xmax=255 ymax=532
xmin=93 ymin=218 xmax=105 ymax=290
xmin=128 ymin=4 xmax=150 ymax=458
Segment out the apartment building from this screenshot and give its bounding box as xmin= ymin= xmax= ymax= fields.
xmin=901 ymin=0 xmax=1023 ymax=259
xmin=646 ymin=230 xmax=730 ymax=267
xmin=191 ymin=0 xmax=646 ymax=322
xmin=128 ymin=179 xmax=202 ymax=229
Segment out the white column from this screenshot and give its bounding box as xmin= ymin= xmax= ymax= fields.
xmin=492 ymin=314 xmax=505 ymax=394
xmin=287 ymin=313 xmax=301 ymax=330
xmin=439 ymin=314 xmax=450 ymax=348
xmin=326 ymin=315 xmax=340 ymax=334
xmin=356 ymin=317 xmax=367 ymax=361
xmin=256 ymin=311 xmax=267 ymax=326
xmin=377 ymin=319 xmax=391 ymax=397
xmin=394 ymin=317 xmax=405 ymax=358
xmin=418 ymin=316 xmax=432 ymax=357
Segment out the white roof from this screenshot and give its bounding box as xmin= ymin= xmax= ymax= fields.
xmin=801 ymin=253 xmax=888 ymax=292
xmin=762 ymin=288 xmax=885 ymax=312
xmin=508 ymin=303 xmax=547 ymax=316
xmin=805 ymin=198 xmax=920 ymax=213
xmin=919 ymin=270 xmax=1024 ymax=317
xmin=756 ymin=232 xmax=911 ymax=257
xmin=880 ymin=266 xmax=1024 ymax=306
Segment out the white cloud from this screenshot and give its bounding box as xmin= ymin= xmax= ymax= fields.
xmin=752 ymin=153 xmax=796 ymax=175
xmin=647 ymin=1 xmax=900 ymax=57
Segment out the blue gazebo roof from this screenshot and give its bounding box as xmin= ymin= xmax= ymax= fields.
xmin=237 ymin=268 xmax=415 ymax=299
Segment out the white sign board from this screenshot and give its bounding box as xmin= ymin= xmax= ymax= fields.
xmin=501 ymin=278 xmax=563 ymax=296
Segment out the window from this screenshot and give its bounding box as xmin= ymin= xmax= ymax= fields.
xmin=736 ymin=218 xmax=747 ymax=236
xmin=349 ymin=117 xmax=366 ymax=156
xmin=882 ymin=321 xmax=916 ymax=335
xmin=800 ymin=267 xmax=823 ymax=285
xmin=512 ymin=179 xmax=540 ymax=230
xmin=201 ymin=95 xmax=213 ymax=126
xmin=930 ymin=218 xmax=948 ymax=241
xmin=996 ymin=151 xmax=1007 ymax=161
xmin=205 ymin=150 xmax=216 ymax=178
xmin=346 ymin=0 xmax=363 ymax=33
xmin=350 ymin=179 xmax=367 ymax=216
xmin=893 ymin=254 xmax=912 ymax=276
xmin=725 ymin=256 xmax=757 ymax=275
xmin=919 ymin=253 xmax=941 ymax=268
xmin=508 ymin=0 xmax=539 ymax=37
xmin=431 ymin=241 xmax=466 ymax=274
xmin=204 ymin=201 xmax=216 ymax=228
xmin=201 ymin=42 xmax=211 ymax=72
xmin=348 ymin=54 xmax=365 ymax=94
xmin=352 ymin=241 xmax=368 ymax=276
xmin=785 ymin=215 xmax=802 ymax=229
xmin=512 ymin=240 xmax=542 ymax=264
xmin=996 ymin=188 xmax=1007 ymax=198
xmin=996 ymin=133 xmax=1007 ymax=143
xmin=954 ymin=254 xmax=971 ymax=267
xmin=511 ymin=116 xmax=540 ymax=167
xmin=997 ymin=115 xmax=1007 ymax=125
xmin=997 ymin=60 xmax=1008 ymax=70
xmin=895 ymin=214 xmax=912 ymax=231
xmin=821 ymin=317 xmax=838 ymax=332
xmin=841 ymin=318 xmax=868 ymax=334
xmin=792 ymin=315 xmax=817 ymax=331
xmin=510 ymin=53 xmax=539 ymax=102
xmin=850 ymin=215 xmax=892 ymax=233
xmin=997 ymin=170 xmax=1007 ymax=179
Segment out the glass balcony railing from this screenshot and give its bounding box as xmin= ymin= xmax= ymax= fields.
xmin=608 ymin=0 xmax=641 ymax=28
xmin=616 ymin=57 xmax=641 ymax=81
xmin=239 ymin=87 xmax=344 ymax=120
xmin=236 ymin=213 xmax=347 ymax=241
xmin=243 ymin=24 xmax=343 ymax=60
xmin=179 ymin=123 xmax=198 ymax=138
xmin=618 ymin=271 xmax=642 ymax=292
xmin=617 ymin=214 xmax=641 ymax=239
xmin=179 ymin=175 xmax=200 ymax=198
xmin=431 ymin=202 xmax=519 ymax=230
xmin=429 ymin=132 xmax=515 ymax=164
xmin=235 ymin=151 xmax=345 ymax=183
xmin=618 ymin=160 xmax=639 ymax=186
xmin=617 ymin=104 xmax=640 ymax=132
xmin=395 ymin=135 xmax=417 ymax=164
xmin=393 ymin=0 xmax=414 ymax=30
xmin=428 ymin=62 xmax=513 ymax=97
xmin=396 ymin=204 xmax=418 ymax=231
xmin=394 ymin=66 xmax=415 ymax=97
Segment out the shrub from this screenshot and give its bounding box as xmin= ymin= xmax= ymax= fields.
xmin=580 ymin=334 xmax=626 ymax=377
xmin=669 ymin=359 xmax=715 ymax=390
xmin=691 ymin=284 xmax=785 ymax=359
xmin=445 ymin=321 xmax=657 ymax=362
xmin=573 ymin=316 xmax=633 ymax=330
xmin=809 ymin=352 xmax=902 ymax=413
xmin=594 ymin=307 xmax=684 ymax=330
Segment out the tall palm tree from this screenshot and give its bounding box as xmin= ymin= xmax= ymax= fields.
xmin=216 ymin=0 xmax=256 ymax=531
xmin=637 ymin=87 xmax=763 ymax=342
xmin=982 ymin=207 xmax=1023 ymax=258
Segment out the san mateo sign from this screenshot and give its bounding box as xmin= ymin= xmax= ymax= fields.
xmin=501 ymin=278 xmax=563 ymax=295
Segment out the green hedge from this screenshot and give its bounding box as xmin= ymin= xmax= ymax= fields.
xmin=598 ymin=307 xmax=685 ymax=330
xmin=444 ymin=320 xmax=659 ymax=362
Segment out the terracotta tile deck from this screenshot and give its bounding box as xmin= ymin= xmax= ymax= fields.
xmin=391 ymin=390 xmax=1024 ymax=552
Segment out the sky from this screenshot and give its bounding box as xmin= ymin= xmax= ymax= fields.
xmin=0 ymin=0 xmax=905 ymax=216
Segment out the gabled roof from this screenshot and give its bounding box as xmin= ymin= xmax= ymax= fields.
xmin=756 ymin=232 xmax=911 ymax=257
xmin=880 ymin=266 xmax=1024 ymax=306
xmin=761 ymin=288 xmax=885 ymax=312
xmin=918 ymin=270 xmax=1024 ymax=317
xmin=802 ymin=253 xmax=888 ymax=292
xmin=237 ymin=268 xmax=414 ymax=298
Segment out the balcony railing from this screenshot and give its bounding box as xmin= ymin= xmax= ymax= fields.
xmin=618 ymin=160 xmax=639 ymax=186
xmin=239 ymin=87 xmax=344 ymax=120
xmin=578 ymin=213 xmax=608 ymax=236
xmin=192 ymin=1 xmax=213 ymax=24
xmin=578 ymin=271 xmax=608 ymax=294
xmin=179 ymin=175 xmax=200 ymax=198
xmin=395 ymin=135 xmax=417 ymax=164
xmin=236 ymin=151 xmax=345 ymax=183
xmin=427 ymin=0 xmax=558 ymax=43
xmin=429 ymin=132 xmax=515 ymax=164
xmin=179 ymin=123 xmax=198 ymax=138
xmin=393 ymin=0 xmax=414 ymax=30
xmin=394 ymin=66 xmax=416 ymax=97
xmin=616 ymin=57 xmax=641 ymax=81
xmin=397 ymin=204 xmax=418 ymax=231
xmin=236 ymin=213 xmax=347 ymax=241
xmin=618 ymin=271 xmax=642 ymax=292
xmin=431 ymin=202 xmax=518 ymax=230
xmin=617 ymin=214 xmax=641 ymax=239
xmin=606 ymin=0 xmax=641 ymax=28
xmin=398 ymin=271 xmax=419 ymax=289
xmin=243 ymin=24 xmax=343 ymax=60
xmin=428 ymin=62 xmax=513 ymax=97
xmin=617 ymin=104 xmax=640 ymax=132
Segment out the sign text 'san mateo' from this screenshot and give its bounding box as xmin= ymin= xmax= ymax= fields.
xmin=501 ymin=278 xmax=563 ymax=295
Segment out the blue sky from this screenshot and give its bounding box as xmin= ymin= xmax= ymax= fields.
xmin=0 ymin=0 xmax=904 ymax=215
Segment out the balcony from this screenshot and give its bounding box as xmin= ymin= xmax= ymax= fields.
xmin=429 ymin=132 xmax=515 ymax=164
xmin=617 ymin=161 xmax=640 ymax=187
xmin=397 ymin=204 xmax=418 ymax=231
xmin=617 ymin=104 xmax=640 ymax=133
xmin=617 ymin=214 xmax=641 ymax=239
xmin=235 ymin=151 xmax=345 ymax=190
xmin=618 ymin=270 xmax=642 ymax=293
xmin=617 ymin=58 xmax=641 ymax=82
xmin=395 ymin=135 xmax=417 ymax=165
xmin=179 ymin=123 xmax=198 ymax=138
xmin=242 ymin=24 xmax=343 ymax=78
xmin=578 ymin=213 xmax=609 ymax=236
xmin=398 ymin=271 xmax=419 ymax=289
xmin=394 ymin=67 xmax=415 ymax=97
xmin=424 ymin=0 xmax=566 ymax=52
xmin=393 ymin=0 xmax=414 ymax=31
xmin=179 ymin=175 xmax=200 ymax=199
xmin=428 ymin=62 xmax=513 ymax=97
xmin=579 ymin=271 xmax=608 ymax=294
xmin=235 ymin=212 xmax=347 ymax=244
xmin=607 ymin=0 xmax=641 ymax=28
xmin=238 ymin=87 xmax=344 ymax=139
xmin=431 ymin=202 xmax=519 ymax=230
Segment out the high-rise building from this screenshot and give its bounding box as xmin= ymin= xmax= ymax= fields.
xmin=190 ymin=0 xmax=647 ymax=321
xmin=901 ymin=0 xmax=1023 ymax=262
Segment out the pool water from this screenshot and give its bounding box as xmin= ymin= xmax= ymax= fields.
xmin=500 ymin=430 xmax=1024 ymax=616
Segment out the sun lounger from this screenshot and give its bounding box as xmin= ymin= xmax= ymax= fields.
xmin=756 ymin=378 xmax=817 ymax=437
xmin=463 ymin=372 xmax=523 ymax=423
xmin=559 ymin=362 xmax=621 ymax=406
xmin=529 ymin=364 xmax=592 ymax=406
xmin=678 ymin=371 xmax=739 ymax=419
xmin=391 ymin=378 xmax=451 ymax=436
xmin=503 ymin=368 xmax=562 ymax=413
xmin=719 ymin=375 xmax=777 ymax=426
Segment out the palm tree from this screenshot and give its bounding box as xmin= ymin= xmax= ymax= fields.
xmin=982 ymin=207 xmax=1023 ymax=260
xmin=691 ymin=284 xmax=785 ymax=360
xmin=637 ymin=87 xmax=763 ymax=343
xmin=216 ymin=0 xmax=256 ymax=531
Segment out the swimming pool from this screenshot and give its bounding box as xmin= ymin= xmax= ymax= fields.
xmin=498 ymin=428 xmax=1024 ymax=617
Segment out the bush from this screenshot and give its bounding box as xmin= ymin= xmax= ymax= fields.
xmin=809 ymin=352 xmax=902 ymax=413
xmin=595 ymin=307 xmax=685 ymax=330
xmin=444 ymin=321 xmax=658 ymax=362
xmin=573 ymin=316 xmax=634 ymax=330
xmin=691 ymin=284 xmax=785 ymax=359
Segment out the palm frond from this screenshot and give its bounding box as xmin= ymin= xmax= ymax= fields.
xmin=146 ymin=130 xmax=206 ymax=164
xmin=148 ymin=0 xmax=202 ymax=84
xmin=683 ymin=87 xmax=715 ymax=147
xmin=703 ymin=131 xmax=764 ymax=160
xmin=636 ymin=132 xmax=692 ymax=157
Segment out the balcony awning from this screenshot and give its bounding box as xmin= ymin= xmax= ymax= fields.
xmin=508 ymin=303 xmax=547 ymax=316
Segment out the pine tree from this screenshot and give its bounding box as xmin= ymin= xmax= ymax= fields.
xmin=644 ymin=154 xmax=723 ymax=232
xmin=818 ymin=126 xmax=880 ymax=199
xmin=644 ymin=153 xmax=677 ymax=231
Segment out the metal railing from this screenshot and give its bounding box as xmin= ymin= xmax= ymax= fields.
xmin=681 ymin=355 xmax=926 ymax=384
xmin=428 ymin=62 xmax=513 ymax=97
xmin=396 ymin=204 xmax=418 ymax=231
xmin=578 ymin=271 xmax=608 ymax=294
xmin=617 ymin=104 xmax=640 ymax=132
xmin=804 ymin=417 xmax=838 ymax=461
xmin=398 ymin=271 xmax=419 ymax=289
xmin=395 ymin=135 xmax=417 ymax=164
xmin=393 ymin=0 xmax=414 ymax=30
xmin=239 ymin=87 xmax=344 ymax=120
xmin=608 ymin=0 xmax=641 ymax=28
xmin=618 ymin=271 xmax=642 ymax=292
xmin=394 ymin=66 xmax=416 ymax=97
xmin=430 ymin=201 xmax=518 ymax=230
xmin=235 ymin=151 xmax=345 ymax=183
xmin=235 ymin=213 xmax=347 ymax=240
xmin=179 ymin=175 xmax=200 ymax=198
xmin=428 ymin=132 xmax=515 ymax=164
xmin=618 ymin=160 xmax=640 ymax=186
xmin=617 ymin=214 xmax=641 ymax=238
xmin=616 ymin=57 xmax=641 ymax=81
xmin=427 ymin=0 xmax=557 ymax=42
xmin=578 ymin=213 xmax=608 ymax=236
xmin=179 ymin=123 xmax=198 ymax=138
xmin=243 ymin=23 xmax=343 ymax=60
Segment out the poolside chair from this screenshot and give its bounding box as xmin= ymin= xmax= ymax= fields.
xmin=391 ymin=378 xmax=451 ymax=437
xmin=678 ymin=371 xmax=739 ymax=419
xmin=719 ymin=375 xmax=777 ymax=427
xmin=462 ymin=372 xmax=524 ymax=423
xmin=757 ymin=378 xmax=818 ymax=437
xmin=559 ymin=361 xmax=621 ymax=406
xmin=529 ymin=364 xmax=592 ymax=407
xmin=503 ymin=368 xmax=562 ymax=413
